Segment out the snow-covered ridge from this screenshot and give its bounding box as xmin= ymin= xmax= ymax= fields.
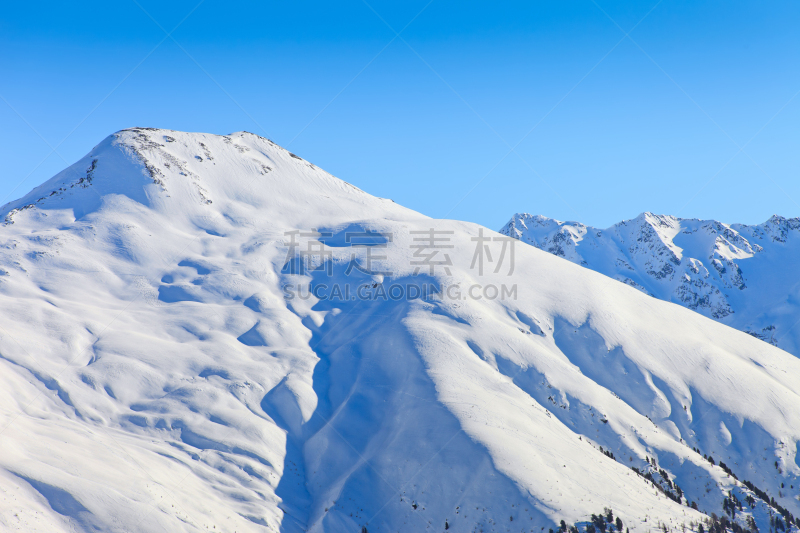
xmin=0 ymin=129 xmax=799 ymax=532
xmin=501 ymin=212 xmax=800 ymax=355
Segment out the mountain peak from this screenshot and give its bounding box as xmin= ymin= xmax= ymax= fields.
xmin=1 ymin=127 xmax=407 ymax=231
xmin=1 ymin=130 xmax=799 ymax=532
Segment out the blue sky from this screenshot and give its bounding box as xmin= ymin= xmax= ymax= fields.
xmin=1 ymin=0 xmax=798 ymax=230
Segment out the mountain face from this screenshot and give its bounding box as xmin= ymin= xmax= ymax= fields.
xmin=500 ymin=212 xmax=800 ymax=356
xmin=1 ymin=129 xmax=799 ymax=533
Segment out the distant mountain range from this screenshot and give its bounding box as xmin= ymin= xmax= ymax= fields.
xmin=501 ymin=212 xmax=800 ymax=356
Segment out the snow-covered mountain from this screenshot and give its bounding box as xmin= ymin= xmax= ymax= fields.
xmin=501 ymin=212 xmax=800 ymax=356
xmin=1 ymin=129 xmax=799 ymax=533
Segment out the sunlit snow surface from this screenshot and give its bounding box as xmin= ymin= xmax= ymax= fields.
xmin=0 ymin=129 xmax=798 ymax=532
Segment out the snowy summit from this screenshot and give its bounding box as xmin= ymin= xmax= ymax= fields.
xmin=0 ymin=128 xmax=798 ymax=533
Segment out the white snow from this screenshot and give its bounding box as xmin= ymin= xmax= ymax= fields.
xmin=0 ymin=129 xmax=798 ymax=532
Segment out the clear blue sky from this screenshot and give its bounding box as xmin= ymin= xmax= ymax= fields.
xmin=1 ymin=1 xmax=798 ymax=230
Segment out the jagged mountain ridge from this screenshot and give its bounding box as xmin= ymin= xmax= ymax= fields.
xmin=0 ymin=129 xmax=798 ymax=532
xmin=500 ymin=212 xmax=800 ymax=355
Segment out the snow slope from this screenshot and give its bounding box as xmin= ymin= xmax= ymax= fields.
xmin=0 ymin=128 xmax=798 ymax=533
xmin=501 ymin=212 xmax=800 ymax=357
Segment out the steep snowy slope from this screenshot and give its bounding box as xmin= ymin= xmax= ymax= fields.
xmin=501 ymin=212 xmax=800 ymax=357
xmin=0 ymin=129 xmax=799 ymax=533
